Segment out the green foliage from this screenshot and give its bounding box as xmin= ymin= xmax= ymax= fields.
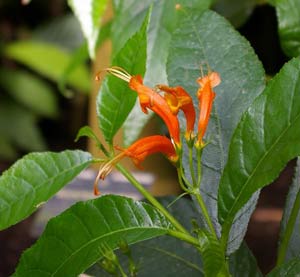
xmin=218 ymin=57 xmax=300 ymax=249
xmin=4 ymin=41 xmax=91 ymax=92
xmin=275 ymin=0 xmax=300 ymax=57
xmin=97 ymin=14 xmax=147 ymax=145
xmin=68 ymin=0 xmax=109 ymax=59
xmin=14 ymin=195 xmax=175 ymax=277
xmin=87 ymin=196 xmax=204 ymax=276
xmin=267 ymin=258 xmax=300 ymax=276
xmin=3 ymin=1 xmax=300 ymax=276
xmin=0 ymin=150 xmax=92 ymax=230
xmin=197 ymin=230 xmax=228 ymax=276
xmin=213 ymin=0 xmax=257 ymax=27
xmin=0 ymin=68 xmax=58 ymax=118
xmin=0 ymin=100 xmax=46 ymax=159
xmin=167 ymin=8 xmax=265 ymax=253
xmin=229 ymin=242 xmax=263 ymax=277
xmin=277 ymin=158 xmax=300 ymax=263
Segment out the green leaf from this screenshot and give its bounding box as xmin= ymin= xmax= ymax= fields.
xmin=111 ymin=0 xmax=153 ymax=54
xmin=212 ymin=0 xmax=256 ymax=27
xmin=267 ymin=258 xmax=300 ymax=276
xmin=14 ymin=195 xmax=175 ymax=277
xmin=4 ymin=41 xmax=91 ymax=92
xmin=167 ymin=9 xmax=265 ymax=253
xmin=115 ymin=1 xmax=211 ymax=145
xmin=68 ymin=0 xmax=108 ymax=59
xmin=229 ymin=242 xmax=263 ymax=277
xmin=0 ymin=68 xmax=58 ymax=118
xmin=123 ymin=101 xmax=150 ymax=146
xmin=0 ymin=100 xmax=46 ymax=152
xmin=87 ymin=196 xmax=203 ymax=276
xmin=278 ymin=158 xmax=300 ymax=262
xmin=58 ymin=43 xmax=89 ymax=96
xmin=275 ymin=0 xmax=300 ymax=57
xmin=218 ymin=58 xmax=300 ymax=251
xmin=0 ymin=150 xmax=92 ymax=230
xmin=197 ymin=230 xmax=228 ymax=277
xmin=97 ymin=14 xmax=148 ymax=145
xmin=0 ymin=136 xmax=18 ymax=161
xmin=88 ymin=236 xmax=203 ymax=277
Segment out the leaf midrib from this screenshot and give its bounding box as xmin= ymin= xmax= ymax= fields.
xmin=223 ymin=97 xmax=300 ymax=227
xmin=0 ymin=157 xmax=90 ymax=228
xmin=51 ymin=226 xmax=169 ymax=276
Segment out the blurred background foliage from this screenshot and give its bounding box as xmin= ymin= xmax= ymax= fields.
xmin=0 ymin=0 xmax=90 ymax=162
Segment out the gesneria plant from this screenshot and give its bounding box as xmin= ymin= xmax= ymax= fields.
xmin=2 ymin=0 xmax=300 ymax=276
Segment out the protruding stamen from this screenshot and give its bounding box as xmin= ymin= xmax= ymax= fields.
xmin=106 ymin=66 xmax=132 ymax=82
xmin=93 ymin=152 xmax=126 ymax=196
xmin=95 ymin=66 xmax=132 ymax=83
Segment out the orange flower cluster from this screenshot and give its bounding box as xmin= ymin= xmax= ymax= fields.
xmin=94 ymin=67 xmax=221 ymax=195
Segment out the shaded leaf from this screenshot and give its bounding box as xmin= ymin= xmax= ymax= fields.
xmin=218 ymin=58 xmax=300 ymax=251
xmin=167 ymin=9 xmax=265 ymax=253
xmin=213 ymin=0 xmax=256 ymax=27
xmin=97 ymin=14 xmax=147 ymax=145
xmin=229 ymin=242 xmax=263 ymax=277
xmin=33 ymin=14 xmax=84 ymax=51
xmin=0 ymin=150 xmax=92 ymax=230
xmin=123 ymin=101 xmax=150 ymax=146
xmin=88 ymin=236 xmax=203 ymax=277
xmin=267 ymin=258 xmax=300 ymax=276
xmin=0 ymin=68 xmax=58 ymax=118
xmin=0 ymin=136 xmax=17 ymax=161
xmin=197 ymin=230 xmax=228 ymax=276
xmin=14 ymin=195 xmax=175 ymax=277
xmin=4 ymin=41 xmax=91 ymax=92
xmin=87 ymin=196 xmax=203 ymax=276
xmin=58 ymin=43 xmax=89 ymax=95
xmin=278 ymin=158 xmax=300 ymax=262
xmin=68 ymin=0 xmax=108 ymax=58
xmin=275 ymin=0 xmax=300 ymax=57
xmin=0 ymin=100 xmax=46 ymax=152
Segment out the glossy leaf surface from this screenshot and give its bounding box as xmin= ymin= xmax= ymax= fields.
xmin=14 ymin=195 xmax=175 ymax=277
xmin=275 ymin=0 xmax=300 ymax=57
xmin=218 ymin=58 xmax=300 ymax=249
xmin=167 ymin=9 xmax=265 ymax=253
xmin=0 ymin=150 xmax=92 ymax=230
xmin=97 ymin=14 xmax=147 ymax=145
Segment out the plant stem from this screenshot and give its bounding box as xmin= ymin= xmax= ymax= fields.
xmin=196 ymin=147 xmax=202 ymax=187
xmin=277 ymin=188 xmax=300 ymax=266
xmin=116 ymin=164 xmax=189 ymax=235
xmin=168 ymin=230 xmax=199 ymax=247
xmin=188 ymin=146 xmax=197 ymax=186
xmin=194 ymin=192 xmax=217 ymax=238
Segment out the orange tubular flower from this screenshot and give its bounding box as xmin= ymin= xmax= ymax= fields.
xmin=102 ymin=67 xmax=181 ymax=145
xmin=196 ymin=71 xmax=221 ymax=146
xmin=94 ymin=135 xmax=178 ymax=195
xmin=156 ymin=84 xmax=196 ymax=139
